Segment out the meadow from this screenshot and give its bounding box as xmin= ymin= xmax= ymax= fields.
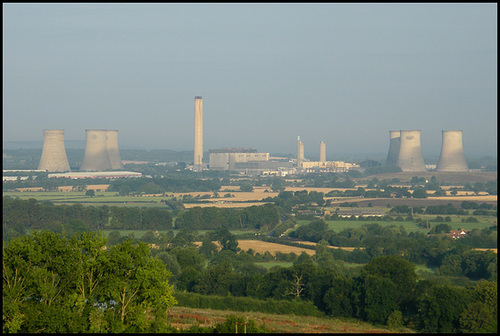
xmin=165 ymin=306 xmax=408 ymax=333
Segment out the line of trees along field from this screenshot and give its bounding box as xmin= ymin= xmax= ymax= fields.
xmin=2 ymin=196 xmax=497 ymax=333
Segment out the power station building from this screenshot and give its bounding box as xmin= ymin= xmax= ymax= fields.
xmin=209 ymin=148 xmax=294 ymax=174
xmin=37 ymin=129 xmax=71 ymax=172
xmin=301 ymin=160 xmax=360 ymax=173
xmin=80 ymin=129 xmax=124 ymax=171
xmin=437 ymin=130 xmax=468 ymax=171
xmin=193 ymin=96 xmax=203 ymax=172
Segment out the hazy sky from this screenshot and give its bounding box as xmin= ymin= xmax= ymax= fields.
xmin=3 ymin=3 xmax=497 ymax=159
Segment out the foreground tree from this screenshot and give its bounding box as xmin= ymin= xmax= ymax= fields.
xmin=3 ymin=230 xmax=176 ymax=333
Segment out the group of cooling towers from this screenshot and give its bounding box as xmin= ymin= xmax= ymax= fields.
xmin=37 ymin=129 xmax=125 ymax=172
xmin=386 ymin=130 xmax=469 ymax=172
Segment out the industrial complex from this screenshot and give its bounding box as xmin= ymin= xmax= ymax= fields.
xmin=31 ymin=96 xmax=471 ymax=177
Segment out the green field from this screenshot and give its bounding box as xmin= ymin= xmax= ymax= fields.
xmin=3 ymin=191 xmax=171 ymax=207
xmin=294 ymin=217 xmax=495 ymax=234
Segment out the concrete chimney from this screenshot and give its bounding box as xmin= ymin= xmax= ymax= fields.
xmin=297 ymin=136 xmax=304 ymax=167
xmin=320 ymin=141 xmax=326 ymax=163
xmin=194 ymin=96 xmax=203 ymax=172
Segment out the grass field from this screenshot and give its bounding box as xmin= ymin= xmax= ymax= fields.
xmin=165 ymin=306 xmax=410 ymax=333
xmin=292 ymin=217 xmax=496 ymax=235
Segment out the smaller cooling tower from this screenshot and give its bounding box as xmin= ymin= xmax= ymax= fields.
xmin=106 ymin=130 xmax=124 ymax=170
xmin=396 ymin=130 xmax=427 ymax=172
xmin=38 ymin=129 xmax=71 ymax=172
xmin=437 ymin=130 xmax=468 ymax=172
xmin=385 ymin=130 xmax=401 ymax=166
xmin=80 ymin=129 xmax=112 ymax=171
xmin=319 ymin=141 xmax=326 ymax=163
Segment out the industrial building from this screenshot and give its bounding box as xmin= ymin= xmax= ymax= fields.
xmin=301 ymin=160 xmax=360 ymax=173
xmin=48 ymin=171 xmax=142 ymax=179
xmin=209 ymin=148 xmax=294 ymax=174
xmin=37 ymin=130 xmax=71 ymax=172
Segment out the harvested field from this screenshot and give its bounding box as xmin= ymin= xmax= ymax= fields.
xmin=184 ymin=202 xmax=270 ymax=208
xmin=194 ymin=239 xmax=362 ymax=255
xmin=194 ymin=239 xmax=316 ymax=256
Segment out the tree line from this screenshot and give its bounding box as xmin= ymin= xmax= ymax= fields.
xmin=3 ymin=197 xmax=281 ymax=240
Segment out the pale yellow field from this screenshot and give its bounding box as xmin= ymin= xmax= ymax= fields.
xmin=183 ymin=202 xmax=271 ymax=209
xmin=194 ymin=239 xmax=364 ymax=255
xmin=195 ymin=239 xmax=316 ymax=256
xmin=430 ymin=195 xmax=497 ymax=202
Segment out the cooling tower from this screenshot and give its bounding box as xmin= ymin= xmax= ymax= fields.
xmin=396 ymin=130 xmax=427 ymax=172
xmin=437 ymin=130 xmax=468 ymax=172
xmin=385 ymin=130 xmax=401 ymax=166
xmin=80 ymin=129 xmax=112 ymax=171
xmin=320 ymin=141 xmax=326 ymax=162
xmin=37 ymin=129 xmax=71 ymax=172
xmin=106 ymin=130 xmax=124 ymax=170
xmin=194 ymin=96 xmax=203 ymax=172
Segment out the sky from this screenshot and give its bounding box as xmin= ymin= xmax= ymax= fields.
xmin=3 ymin=3 xmax=497 ymax=160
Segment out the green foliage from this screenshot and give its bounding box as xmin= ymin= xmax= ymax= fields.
xmin=386 ymin=310 xmax=404 ymax=329
xmin=213 ymin=314 xmax=267 ymax=333
xmin=459 ymin=280 xmax=497 ymax=333
xmin=416 ymin=283 xmax=471 ymax=333
xmin=2 ymin=230 xmax=176 ymax=333
xmin=173 ymin=291 xmax=323 ymax=316
xmin=239 ymin=183 xmax=254 ymax=192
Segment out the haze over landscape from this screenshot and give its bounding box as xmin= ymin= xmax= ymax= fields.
xmin=3 ymin=3 xmax=497 ymax=158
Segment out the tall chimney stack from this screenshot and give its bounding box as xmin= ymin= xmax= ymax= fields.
xmin=193 ymin=96 xmax=203 ymax=172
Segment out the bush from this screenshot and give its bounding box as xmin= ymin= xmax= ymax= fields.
xmin=173 ymin=291 xmax=323 ymax=317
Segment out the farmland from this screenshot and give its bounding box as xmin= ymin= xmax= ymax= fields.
xmin=165 ymin=306 xmax=409 ymax=333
